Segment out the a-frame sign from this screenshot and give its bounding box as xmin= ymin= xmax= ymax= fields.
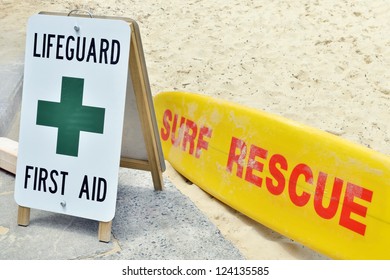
xmin=2 ymin=11 xmax=165 ymax=242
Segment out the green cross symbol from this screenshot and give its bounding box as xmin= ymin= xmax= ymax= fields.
xmin=36 ymin=76 xmax=105 ymax=157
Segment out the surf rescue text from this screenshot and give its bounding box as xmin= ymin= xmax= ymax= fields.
xmin=160 ymin=109 xmax=373 ymax=237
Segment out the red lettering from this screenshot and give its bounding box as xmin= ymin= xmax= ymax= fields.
xmin=226 ymin=137 xmax=247 ymax=178
xmin=224 ymin=136 xmax=374 ymax=235
xmin=339 ymin=183 xmax=373 ymax=236
xmin=161 ymin=109 xmax=172 ymax=141
xmin=314 ymin=172 xmax=343 ymax=219
xmin=195 ymin=126 xmax=212 ymax=158
xmin=160 ymin=109 xmax=213 ymax=159
xmin=182 ymin=119 xmax=197 ymax=155
xmin=289 ymin=163 xmax=313 ymax=207
xmin=266 ymin=154 xmax=288 ymax=195
xmin=244 ymin=145 xmax=268 ymax=187
xmin=171 ymin=114 xmax=186 ymax=146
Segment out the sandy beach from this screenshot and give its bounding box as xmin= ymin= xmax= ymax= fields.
xmin=1 ymin=0 xmax=390 ymax=259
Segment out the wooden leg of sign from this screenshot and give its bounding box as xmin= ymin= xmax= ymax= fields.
xmin=98 ymin=221 xmax=112 ymax=243
xmin=0 ymin=139 xmax=30 ymax=227
xmin=17 ymin=206 xmax=30 ymax=226
xmin=150 ymin=163 xmax=163 ymax=191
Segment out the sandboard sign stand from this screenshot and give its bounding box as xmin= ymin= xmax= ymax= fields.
xmin=12 ymin=10 xmax=165 ymax=243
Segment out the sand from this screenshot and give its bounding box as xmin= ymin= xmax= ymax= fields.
xmin=1 ymin=0 xmax=389 ymax=259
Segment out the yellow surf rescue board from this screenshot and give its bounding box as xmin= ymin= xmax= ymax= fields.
xmin=154 ymin=91 xmax=390 ymax=259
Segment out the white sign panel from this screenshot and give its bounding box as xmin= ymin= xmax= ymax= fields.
xmin=14 ymin=14 xmax=131 ymax=221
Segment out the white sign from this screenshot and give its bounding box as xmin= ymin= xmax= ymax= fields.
xmin=14 ymin=14 xmax=131 ymax=221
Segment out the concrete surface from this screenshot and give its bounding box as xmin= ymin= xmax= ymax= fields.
xmin=0 ymin=168 xmax=244 ymax=260
xmin=0 ymin=62 xmax=244 ymax=260
xmin=0 ymin=62 xmax=23 ymax=138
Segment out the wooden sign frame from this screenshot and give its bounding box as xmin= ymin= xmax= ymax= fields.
xmin=0 ymin=11 xmax=165 ymax=242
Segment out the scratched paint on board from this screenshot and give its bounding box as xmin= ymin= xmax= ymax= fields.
xmin=154 ymin=91 xmax=390 ymax=259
